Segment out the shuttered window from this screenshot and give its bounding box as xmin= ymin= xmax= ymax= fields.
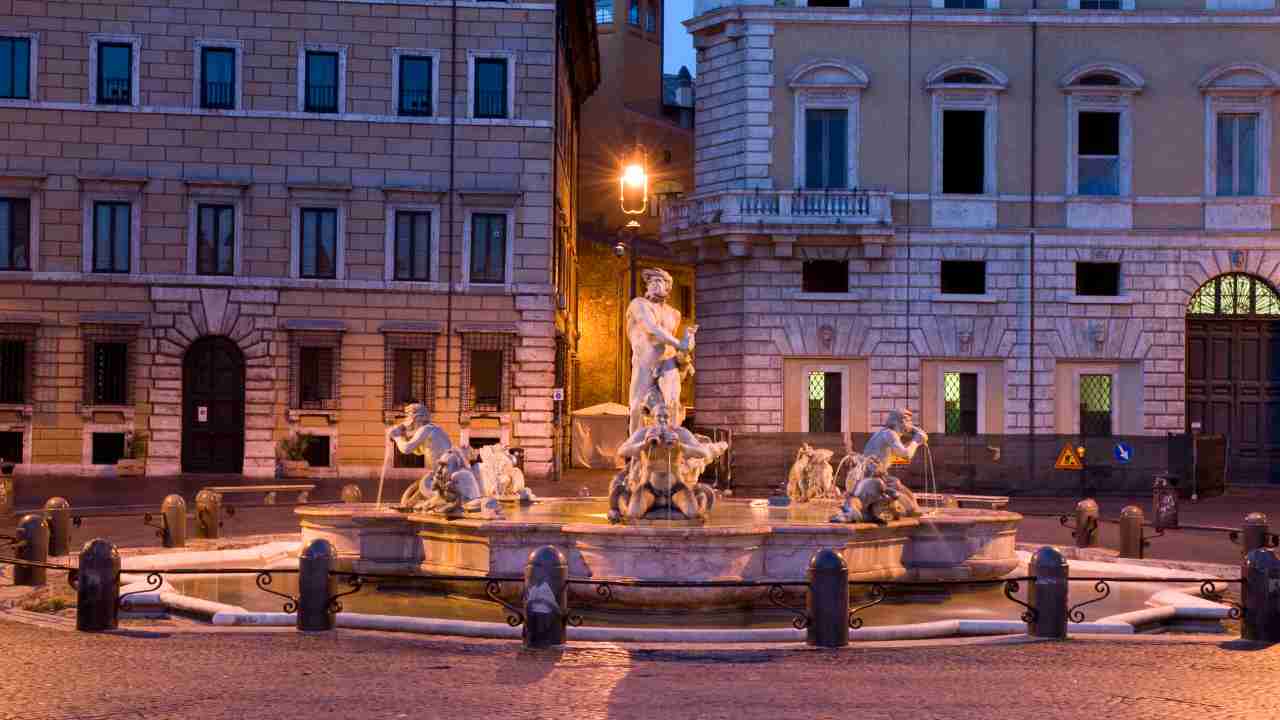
xmin=470 ymin=213 xmax=507 ymax=284
xmin=805 ymin=109 xmax=848 ymax=190
xmin=0 ymin=198 xmax=31 ymax=270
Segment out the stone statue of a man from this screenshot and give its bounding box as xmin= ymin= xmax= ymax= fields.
xmin=831 ymin=409 xmax=928 ymax=524
xmin=626 ymin=267 xmax=696 ymax=434
xmin=386 ymin=403 xmax=452 ymax=466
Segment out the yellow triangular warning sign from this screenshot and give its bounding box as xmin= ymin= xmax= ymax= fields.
xmin=890 ymin=454 xmax=910 ymax=466
xmin=1055 ymin=444 xmax=1083 ymax=471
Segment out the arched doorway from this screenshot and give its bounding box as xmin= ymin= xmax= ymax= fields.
xmin=182 ymin=336 xmax=245 ymax=473
xmin=1186 ymin=273 xmax=1280 ymax=484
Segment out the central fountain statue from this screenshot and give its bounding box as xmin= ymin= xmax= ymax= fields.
xmin=608 ymin=268 xmax=727 ymax=523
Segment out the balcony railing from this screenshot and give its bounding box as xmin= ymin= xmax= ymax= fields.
xmin=202 ymin=81 xmax=234 ymax=109
xmin=474 ymin=90 xmax=507 ymax=119
xmin=99 ymin=78 xmax=131 ymax=105
xmin=399 ymin=89 xmax=432 ymax=116
xmin=661 ymin=188 xmax=893 ymax=236
xmin=305 ymin=84 xmax=338 ymax=113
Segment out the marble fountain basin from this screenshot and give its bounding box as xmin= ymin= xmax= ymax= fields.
xmin=296 ymin=499 xmax=1021 ymax=609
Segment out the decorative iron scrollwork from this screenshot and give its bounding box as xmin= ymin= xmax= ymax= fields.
xmin=327 ymin=574 xmax=364 ymax=614
xmin=1199 ymin=580 xmax=1242 ymax=620
xmin=848 ymin=583 xmax=886 ymax=629
xmin=256 ymin=571 xmax=299 ymax=614
xmin=1003 ymin=579 xmax=1038 ymax=624
xmin=767 ymin=584 xmax=809 ymax=630
xmin=1067 ymin=580 xmax=1111 ymax=623
xmin=485 ymin=580 xmax=526 ymax=627
xmin=117 ymin=571 xmax=164 ymax=610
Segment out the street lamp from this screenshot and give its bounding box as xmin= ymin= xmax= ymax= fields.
xmin=616 ymin=150 xmax=649 ymax=297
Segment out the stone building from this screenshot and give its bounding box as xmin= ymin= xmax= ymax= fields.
xmin=669 ymin=0 xmax=1280 ymax=483
xmin=0 ymin=0 xmax=598 ymax=483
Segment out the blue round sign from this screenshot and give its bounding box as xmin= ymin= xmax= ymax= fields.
xmin=1113 ymin=441 xmax=1133 ymax=464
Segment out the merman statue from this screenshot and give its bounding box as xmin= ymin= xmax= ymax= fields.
xmin=830 ymin=409 xmax=928 ymax=524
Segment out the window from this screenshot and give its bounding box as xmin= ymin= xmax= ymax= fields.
xmin=0 ymin=338 xmax=27 ymax=403
xmin=0 ymin=431 xmax=19 ymax=464
xmin=1076 ymin=262 xmax=1121 ymax=297
xmin=940 ymin=260 xmax=986 ymax=295
xmin=644 ymin=3 xmax=657 ymax=32
xmin=394 ymin=211 xmax=432 ymax=281
xmin=628 ymin=0 xmax=640 ymax=25
xmin=399 ymin=55 xmax=433 ymax=116
xmin=0 ymin=37 xmax=30 ymax=99
xmin=805 ymin=109 xmax=848 ymax=189
xmin=1078 ymin=112 xmax=1120 ymax=196
xmin=91 ymin=342 xmax=129 ymax=405
xmin=196 ymin=204 xmax=234 ymax=276
xmin=385 ymin=334 xmax=436 ymax=410
xmin=1079 ymin=0 xmax=1121 ymax=8
xmin=299 ymin=347 xmax=336 ymax=408
xmin=91 ymin=432 xmax=127 ymax=465
xmin=596 ymin=0 xmax=614 ymax=24
xmin=1218 ymin=114 xmax=1259 ymax=197
xmin=302 ymin=435 xmax=331 ymax=468
xmin=305 ymin=51 xmax=339 ymax=113
xmin=474 ymin=58 xmax=508 ymax=119
xmin=809 ymin=0 xmax=852 ymax=6
xmin=944 ymin=0 xmax=987 ymax=7
xmin=1079 ymin=374 xmax=1113 ymax=437
xmin=942 ymin=110 xmax=985 ymax=194
xmin=201 ymin=47 xmax=235 ymax=109
xmin=93 ymin=202 xmax=131 ymax=273
xmin=299 ymin=208 xmax=338 ymax=279
xmin=462 ymin=334 xmax=513 ymax=414
xmin=471 ymin=350 xmax=504 ymax=412
xmin=0 ymin=198 xmax=30 ymax=270
xmin=469 ymin=213 xmax=507 ymax=284
xmin=802 ymin=259 xmax=848 ymax=293
xmin=807 ymin=370 xmax=842 ymax=433
xmin=97 ymin=43 xmax=132 ymax=106
xmin=943 ymin=372 xmax=978 ymax=435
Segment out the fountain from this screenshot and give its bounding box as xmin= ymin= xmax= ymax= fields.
xmin=296 ymin=268 xmax=1023 ymax=610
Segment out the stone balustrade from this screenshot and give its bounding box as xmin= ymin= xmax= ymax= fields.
xmin=660 ymin=188 xmax=894 ymax=241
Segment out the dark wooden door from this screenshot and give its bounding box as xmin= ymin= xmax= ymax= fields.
xmin=182 ymin=337 xmax=245 ymax=473
xmin=1187 ymin=316 xmax=1280 ymax=484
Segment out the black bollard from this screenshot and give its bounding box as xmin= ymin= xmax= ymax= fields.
xmin=43 ymin=497 xmax=71 ymax=557
xmin=14 ymin=514 xmax=49 ymax=586
xmin=1073 ymin=498 xmax=1099 ymax=548
xmin=806 ymin=549 xmax=850 ymax=648
xmin=194 ymin=489 xmax=222 ymax=539
xmin=297 ymin=539 xmax=336 ymax=631
xmin=161 ymin=494 xmax=187 ymax=548
xmin=1243 ymin=548 xmax=1280 ymax=643
xmin=1028 ymin=546 xmax=1069 ymax=639
xmin=1241 ymin=513 xmax=1271 ymax=557
xmin=523 ymin=545 xmax=568 ymax=649
xmin=76 ymin=539 xmax=121 ymax=632
xmin=1118 ymin=505 xmax=1146 ymax=559
xmin=340 ymin=483 xmax=362 ymax=504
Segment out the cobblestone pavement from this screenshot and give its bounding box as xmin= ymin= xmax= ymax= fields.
xmin=0 ymin=620 xmax=1276 ymax=720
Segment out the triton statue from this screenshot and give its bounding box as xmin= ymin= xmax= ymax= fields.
xmin=830 ymin=409 xmax=928 ymax=524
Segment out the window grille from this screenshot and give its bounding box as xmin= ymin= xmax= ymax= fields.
xmin=1187 ymin=273 xmax=1280 ymax=316
xmin=81 ymin=324 xmax=135 ymax=407
xmin=201 ymin=47 xmax=235 ymax=110
xmin=944 ymin=371 xmax=978 ymax=435
xmin=98 ymin=43 xmax=132 ymax=105
xmin=305 ymin=51 xmax=339 ymax=113
xmin=1080 ymin=374 xmax=1113 ymax=437
xmin=398 ymin=56 xmax=433 ymax=117
xmin=807 ymin=371 xmax=841 ymax=432
xmin=0 ymin=323 xmax=34 ymax=404
xmin=461 ymin=334 xmax=514 ymax=414
xmin=289 ymin=331 xmax=342 ymax=410
xmin=474 ymin=59 xmax=508 ymax=119
xmin=384 ymin=333 xmax=437 ymax=410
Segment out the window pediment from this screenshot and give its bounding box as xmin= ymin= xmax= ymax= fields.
xmin=787 ymin=59 xmax=869 ymax=91
xmin=925 ymin=61 xmax=1008 ymax=93
xmin=1060 ymin=62 xmax=1145 ymax=94
xmin=1199 ymin=63 xmax=1280 ymax=95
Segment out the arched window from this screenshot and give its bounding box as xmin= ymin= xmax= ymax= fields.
xmin=1187 ymin=273 xmax=1280 ymax=316
xmin=1078 ymin=73 xmax=1122 ymax=86
xmin=943 ymin=72 xmax=989 ymax=84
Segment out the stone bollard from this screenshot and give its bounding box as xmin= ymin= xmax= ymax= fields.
xmin=160 ymin=494 xmax=187 ymax=548
xmin=1241 ymin=513 xmax=1272 ymax=557
xmin=43 ymin=497 xmax=71 ymax=557
xmin=13 ymin=514 xmax=49 ymax=586
xmin=523 ymin=545 xmax=568 ymax=649
xmin=806 ymin=549 xmax=850 ymax=648
xmin=76 ymin=539 xmax=121 ymax=632
xmin=340 ymin=483 xmax=363 ymax=504
xmin=1118 ymin=505 xmax=1146 ymax=559
xmin=1242 ymin=548 xmax=1280 ymax=643
xmin=1073 ymin=498 xmax=1099 ymax=548
xmin=297 ymin=539 xmax=337 ymax=632
xmin=194 ymin=489 xmax=222 ymax=539
xmin=1028 ymin=546 xmax=1069 ymax=639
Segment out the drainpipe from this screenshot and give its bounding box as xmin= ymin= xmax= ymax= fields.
xmin=446 ymin=0 xmax=458 ymax=411
xmin=1029 ymin=1 xmax=1039 ymax=483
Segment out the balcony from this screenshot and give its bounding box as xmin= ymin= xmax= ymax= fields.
xmin=660 ymin=188 xmax=894 ymax=242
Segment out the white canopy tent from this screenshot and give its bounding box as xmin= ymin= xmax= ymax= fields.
xmin=570 ymin=402 xmax=630 ymax=469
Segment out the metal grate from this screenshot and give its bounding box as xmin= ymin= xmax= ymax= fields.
xmin=1080 ymin=374 xmax=1113 ymax=437
xmin=289 ymin=331 xmax=342 ymax=410
xmin=81 ymin=324 xmax=136 ymax=407
xmin=1187 ymin=273 xmax=1280 ymax=316
xmin=944 ymin=371 xmax=978 ymax=435
xmin=461 ymin=333 xmax=514 ymax=415
xmin=0 ymin=323 xmax=34 ymax=405
xmin=383 ymin=333 xmax=436 ymax=410
xmin=808 ymin=371 xmax=825 ymax=432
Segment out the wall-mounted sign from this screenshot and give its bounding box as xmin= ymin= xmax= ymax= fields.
xmin=198 ymin=406 xmax=208 ymax=423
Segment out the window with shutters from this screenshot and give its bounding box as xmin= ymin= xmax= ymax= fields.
xmin=461 ymin=334 xmax=514 ymax=415
xmin=289 ymin=332 xmax=342 ymax=411
xmin=93 ymin=202 xmax=131 ymax=273
xmin=805 ymin=109 xmax=848 ymax=189
xmin=0 ymin=197 xmax=31 ymax=270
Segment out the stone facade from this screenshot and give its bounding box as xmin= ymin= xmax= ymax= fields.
xmin=669 ymin=3 xmax=1280 ymax=458
xmin=0 ymin=0 xmax=598 ymax=481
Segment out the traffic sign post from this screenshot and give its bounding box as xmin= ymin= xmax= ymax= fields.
xmin=1113 ymin=441 xmax=1133 ymax=465
xmin=1054 ymin=444 xmax=1083 ymax=471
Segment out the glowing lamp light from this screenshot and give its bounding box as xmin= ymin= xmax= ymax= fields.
xmin=620 ymin=162 xmax=648 ymax=215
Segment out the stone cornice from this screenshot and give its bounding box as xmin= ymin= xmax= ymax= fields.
xmin=688 ymin=7 xmax=1280 ymax=31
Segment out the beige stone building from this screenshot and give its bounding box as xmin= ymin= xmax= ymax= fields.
xmin=669 ymin=0 xmax=1280 ymax=484
xmin=0 ymin=0 xmax=598 ymax=483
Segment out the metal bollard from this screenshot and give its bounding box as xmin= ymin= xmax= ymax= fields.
xmin=14 ymin=514 xmax=49 ymax=586
xmin=1152 ymin=475 xmax=1179 ymax=530
xmin=806 ymin=549 xmax=850 ymax=648
xmin=1118 ymin=505 xmax=1146 ymax=559
xmin=523 ymin=545 xmax=568 ymax=649
xmin=194 ymin=489 xmax=222 ymax=539
xmin=1242 ymin=548 xmax=1280 ymax=643
xmin=76 ymin=538 xmax=120 ymax=632
xmin=160 ymin=494 xmax=187 ymax=548
xmin=340 ymin=483 xmax=363 ymax=504
xmin=1028 ymin=546 xmax=1069 ymax=639
xmin=1073 ymin=498 xmax=1099 ymax=548
xmin=43 ymin=497 xmax=71 ymax=557
xmin=1240 ymin=513 xmax=1272 ymax=557
xmin=297 ymin=538 xmax=336 ymax=632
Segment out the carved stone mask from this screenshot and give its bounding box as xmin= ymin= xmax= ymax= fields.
xmin=819 ymin=325 xmax=835 ymax=350
xmin=1088 ymin=321 xmax=1106 ymax=350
